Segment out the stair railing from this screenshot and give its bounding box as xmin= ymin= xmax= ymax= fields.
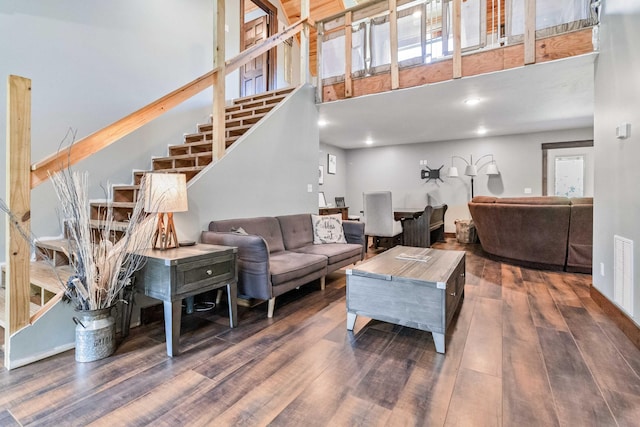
xmin=29 ymin=17 xmax=310 ymax=189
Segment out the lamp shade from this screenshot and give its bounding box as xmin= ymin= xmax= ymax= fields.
xmin=448 ymin=166 xmax=459 ymax=177
xmin=144 ymin=173 xmax=188 ymax=213
xmin=464 ymin=164 xmax=478 ymax=176
xmin=486 ymin=162 xmax=500 ymax=175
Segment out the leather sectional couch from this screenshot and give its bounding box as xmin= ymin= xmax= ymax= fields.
xmin=201 ymin=214 xmax=366 ymax=317
xmin=468 ymin=196 xmax=593 ymax=272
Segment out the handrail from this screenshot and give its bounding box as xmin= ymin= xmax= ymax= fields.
xmin=30 ymin=18 xmax=309 ymax=189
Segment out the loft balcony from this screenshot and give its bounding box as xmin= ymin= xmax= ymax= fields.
xmin=315 ymin=0 xmax=600 ymax=102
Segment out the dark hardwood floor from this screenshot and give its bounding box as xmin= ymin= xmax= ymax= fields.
xmin=2 ymin=239 xmax=640 ymax=426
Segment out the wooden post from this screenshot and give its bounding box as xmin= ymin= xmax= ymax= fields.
xmin=345 ymin=12 xmax=353 ymax=98
xmin=453 ymin=0 xmax=462 ymax=78
xmin=316 ymin=21 xmax=324 ymax=102
xmin=524 ymin=0 xmax=536 ymax=64
xmin=213 ymin=0 xmax=226 ymax=160
xmin=300 ymin=0 xmax=310 ymax=84
xmin=6 ymin=75 xmax=32 ymax=339
xmin=389 ymin=0 xmax=399 ymax=89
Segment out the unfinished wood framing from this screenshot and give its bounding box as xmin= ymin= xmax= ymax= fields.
xmin=213 ymin=0 xmax=226 ymax=160
xmin=452 ymin=0 xmax=462 ymax=79
xmin=524 ymin=0 xmax=536 ymax=64
xmin=6 ymin=75 xmax=32 ymax=338
xmin=389 ymin=0 xmax=399 ymax=89
xmin=344 ymin=12 xmax=353 ymax=98
xmin=322 ymin=28 xmax=594 ymax=102
xmin=300 ymin=0 xmax=310 ymax=84
xmin=316 ymin=21 xmax=325 ymax=102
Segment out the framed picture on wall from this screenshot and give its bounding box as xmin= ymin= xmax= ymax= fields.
xmin=328 ymin=154 xmax=337 ymax=174
xmin=319 ymin=165 xmax=324 ymax=185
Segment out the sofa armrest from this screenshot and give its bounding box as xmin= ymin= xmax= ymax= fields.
xmin=200 ymin=231 xmax=273 ymax=300
xmin=342 ymin=220 xmax=366 ymax=260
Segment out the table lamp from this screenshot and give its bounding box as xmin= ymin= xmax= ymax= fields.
xmin=144 ymin=173 xmax=188 ymax=250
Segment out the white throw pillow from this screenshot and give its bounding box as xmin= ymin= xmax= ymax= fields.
xmin=312 ymin=214 xmax=347 ymax=244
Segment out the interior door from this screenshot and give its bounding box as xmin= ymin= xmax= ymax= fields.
xmin=241 ymin=16 xmax=268 ymax=97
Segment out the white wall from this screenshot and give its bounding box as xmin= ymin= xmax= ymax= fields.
xmin=593 ymin=1 xmax=640 ymax=325
xmin=344 ymin=128 xmax=593 ymax=232
xmin=0 ymin=0 xmax=216 ymax=263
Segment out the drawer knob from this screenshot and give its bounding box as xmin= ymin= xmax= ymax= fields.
xmin=206 ymin=269 xmax=213 ymax=275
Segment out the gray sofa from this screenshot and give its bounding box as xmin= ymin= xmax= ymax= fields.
xmin=201 ymin=213 xmax=366 ymax=317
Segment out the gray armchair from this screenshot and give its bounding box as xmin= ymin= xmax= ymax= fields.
xmin=363 ymin=191 xmax=403 ymax=248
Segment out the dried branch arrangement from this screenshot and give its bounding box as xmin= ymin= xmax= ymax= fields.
xmin=49 ymin=169 xmax=154 ymax=310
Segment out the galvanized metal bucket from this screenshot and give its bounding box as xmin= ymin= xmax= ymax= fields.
xmin=73 ymin=307 xmax=116 ymax=362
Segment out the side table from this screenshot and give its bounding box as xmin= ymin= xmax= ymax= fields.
xmin=134 ymin=244 xmax=238 ymax=356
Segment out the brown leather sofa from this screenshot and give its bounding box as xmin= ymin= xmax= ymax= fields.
xmin=468 ymin=196 xmax=592 ymax=272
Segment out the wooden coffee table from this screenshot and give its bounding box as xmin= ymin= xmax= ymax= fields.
xmin=346 ymin=246 xmax=465 ymax=353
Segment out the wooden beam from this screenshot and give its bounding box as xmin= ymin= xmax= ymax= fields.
xmin=6 ymin=75 xmax=32 ymax=338
xmin=452 ymin=0 xmax=462 ymax=79
xmin=524 ymin=0 xmax=536 ymax=64
xmin=316 ymin=21 xmax=325 ymax=103
xmin=213 ymin=0 xmax=226 ymax=160
xmin=300 ymin=0 xmax=310 ymax=84
xmin=389 ymin=0 xmax=399 ymax=89
xmin=344 ymin=12 xmax=353 ymax=98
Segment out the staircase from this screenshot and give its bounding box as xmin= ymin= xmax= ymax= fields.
xmin=0 ymin=87 xmax=295 ymax=329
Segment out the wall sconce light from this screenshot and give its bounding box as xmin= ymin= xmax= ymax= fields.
xmin=448 ymin=154 xmax=499 ymax=198
xmin=144 ymin=173 xmax=189 ymax=250
xmin=419 ymin=160 xmax=444 ymax=183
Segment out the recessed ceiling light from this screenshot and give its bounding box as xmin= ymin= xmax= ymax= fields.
xmin=464 ymin=98 xmax=481 ymax=106
xmin=318 ymin=119 xmax=328 ymax=127
xmin=476 ymin=127 xmax=487 ymax=135
xmin=365 ymin=138 xmax=373 ymax=145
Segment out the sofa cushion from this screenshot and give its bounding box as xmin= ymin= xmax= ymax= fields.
xmin=209 ymin=216 xmax=285 ymax=253
xmin=276 ymin=214 xmax=314 ymax=249
xmin=311 ymin=214 xmax=347 ymax=244
xmin=470 ymin=196 xmax=497 ymax=204
xmin=291 ymin=243 xmax=362 ymax=265
xmin=269 ymin=251 xmax=327 ymax=286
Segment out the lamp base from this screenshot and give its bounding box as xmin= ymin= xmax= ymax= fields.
xmin=152 ymin=212 xmax=179 ymax=250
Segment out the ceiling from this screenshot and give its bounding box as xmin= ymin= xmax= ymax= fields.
xmin=318 ymin=53 xmax=596 ymax=149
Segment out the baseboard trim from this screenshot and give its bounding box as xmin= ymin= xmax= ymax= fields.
xmin=590 ymin=285 xmax=640 ymax=351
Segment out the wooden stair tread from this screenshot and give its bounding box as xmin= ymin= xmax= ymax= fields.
xmin=231 ymin=87 xmax=294 ymax=105
xmin=35 ymin=239 xmax=70 ymax=253
xmin=112 ymin=185 xmax=140 ymax=190
xmin=89 ymin=219 xmax=131 ymax=232
xmin=152 ymin=152 xmax=212 ymax=162
xmin=225 ymin=123 xmax=254 ymax=132
xmin=153 ymin=166 xmax=206 ymax=174
xmin=90 ymin=201 xmax=136 ymax=208
xmin=1 ymin=261 xmax=70 ymax=293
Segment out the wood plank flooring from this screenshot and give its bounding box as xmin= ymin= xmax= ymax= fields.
xmin=1 ymin=239 xmax=640 ymax=426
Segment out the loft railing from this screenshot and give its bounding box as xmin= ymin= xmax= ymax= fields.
xmin=316 ymin=0 xmax=600 ymax=101
xmin=4 ymin=15 xmax=311 ymax=364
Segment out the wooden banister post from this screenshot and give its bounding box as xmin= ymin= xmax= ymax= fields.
xmin=453 ymin=0 xmax=462 ymax=79
xmin=524 ymin=0 xmax=536 ymax=64
xmin=6 ymin=75 xmax=32 ymax=341
xmin=300 ymin=0 xmax=310 ymax=84
xmin=316 ymin=21 xmax=324 ymax=102
xmin=345 ymin=12 xmax=353 ymax=98
xmin=213 ymin=0 xmax=226 ymax=160
xmin=389 ymin=0 xmax=399 ymax=89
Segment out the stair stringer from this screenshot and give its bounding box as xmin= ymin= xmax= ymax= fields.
xmin=5 ymin=296 xmax=75 ymax=370
xmin=173 ymin=84 xmax=320 ymax=240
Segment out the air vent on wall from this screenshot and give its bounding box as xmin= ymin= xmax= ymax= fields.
xmin=614 ymin=235 xmax=634 ymax=317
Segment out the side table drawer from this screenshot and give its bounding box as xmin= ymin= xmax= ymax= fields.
xmin=176 ymin=254 xmax=235 ymax=296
